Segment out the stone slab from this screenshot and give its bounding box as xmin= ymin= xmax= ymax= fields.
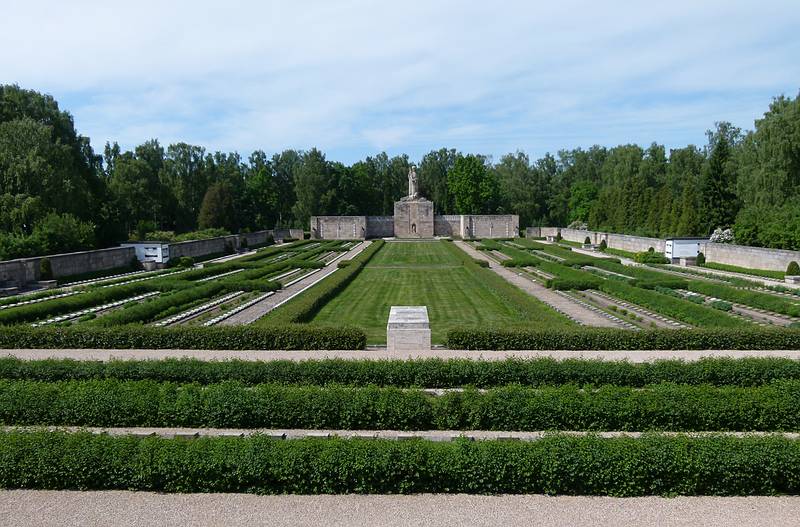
xmin=387 ymin=306 xmax=431 ymax=351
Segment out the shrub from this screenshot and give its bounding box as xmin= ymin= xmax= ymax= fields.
xmin=240 ymin=237 xmax=248 ymax=250
xmin=472 ymin=258 xmax=489 ymax=268
xmin=38 ymin=258 xmax=53 ymax=281
xmin=584 ymin=236 xmax=591 ymax=245
xmin=3 ymin=379 xmax=800 ymax=431
xmin=7 ymin=356 xmax=800 ymax=388
xmin=687 ymin=282 xmax=800 ymax=318
xmin=788 ymin=261 xmax=800 ymax=276
xmin=337 ymin=260 xmax=353 ymax=268
xmin=710 ymin=300 xmax=733 ymax=312
xmin=3 ymin=432 xmax=800 ymax=495
xmin=0 ymin=325 xmax=365 ymax=350
xmin=599 ymin=239 xmax=607 ymax=251
xmin=634 ymin=251 xmax=669 ymax=264
xmin=548 ymin=279 xmax=601 ymax=291
xmin=446 ymin=327 xmax=800 ymax=350
xmin=697 ymin=252 xmax=706 ymax=265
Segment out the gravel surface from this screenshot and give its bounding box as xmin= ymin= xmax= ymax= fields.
xmin=3 ymin=491 xmax=800 ymax=527
xmin=4 ymin=348 xmax=800 ymax=362
xmin=6 ymin=426 xmax=798 ymax=440
xmin=455 ymin=241 xmax=626 ymax=328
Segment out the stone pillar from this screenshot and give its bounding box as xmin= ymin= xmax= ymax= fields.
xmin=394 ymin=199 xmax=434 ymax=238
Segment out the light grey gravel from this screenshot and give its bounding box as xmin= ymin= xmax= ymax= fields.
xmin=1 ymin=491 xmax=799 ymax=527
xmin=3 ymin=348 xmax=800 ymax=362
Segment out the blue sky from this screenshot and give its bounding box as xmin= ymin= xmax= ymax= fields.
xmin=2 ymin=0 xmax=799 ymax=164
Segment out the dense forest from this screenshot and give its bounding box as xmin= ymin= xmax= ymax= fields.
xmin=0 ymin=84 xmax=798 ymax=259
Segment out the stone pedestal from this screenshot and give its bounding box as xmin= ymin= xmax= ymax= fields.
xmin=394 ymin=199 xmax=434 ymax=238
xmin=387 ymin=306 xmax=431 ymax=352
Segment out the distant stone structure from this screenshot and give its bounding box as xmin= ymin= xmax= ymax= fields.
xmin=311 ymin=167 xmax=518 ymax=240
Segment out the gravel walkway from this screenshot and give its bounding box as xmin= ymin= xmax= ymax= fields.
xmin=4 ymin=348 xmax=800 ymax=362
xmin=219 ymin=241 xmax=371 ymax=325
xmin=3 ymin=491 xmax=800 ymax=527
xmin=7 ymin=426 xmax=798 ymax=441
xmin=456 ymin=241 xmax=631 ymax=328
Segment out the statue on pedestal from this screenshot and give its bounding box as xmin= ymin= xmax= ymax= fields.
xmin=406 ymin=165 xmax=419 ymax=200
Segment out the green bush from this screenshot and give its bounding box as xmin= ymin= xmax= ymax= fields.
xmin=584 ymin=236 xmax=591 ymax=245
xmin=337 ymin=260 xmax=353 ymax=268
xmin=548 ymin=279 xmax=601 ymax=291
xmin=38 ymin=258 xmax=53 ymax=281
xmin=446 ymin=327 xmax=800 ymax=350
xmin=788 ymin=261 xmax=800 ymax=276
xmin=701 ymin=261 xmax=783 ymax=279
xmin=598 ymin=280 xmax=745 ymax=327
xmin=7 ymin=356 xmax=800 ymax=388
xmin=3 ymin=379 xmax=799 ymax=431
xmin=473 ymin=258 xmax=489 ymax=268
xmin=687 ymin=281 xmax=800 ymax=317
xmin=710 ymin=300 xmax=733 ymax=312
xmin=696 ymin=252 xmax=706 ymax=265
xmin=0 ymin=325 xmax=366 ymax=350
xmin=599 ymin=239 xmax=608 ymax=250
xmin=634 ymin=251 xmax=669 ymax=264
xmin=3 ymin=432 xmax=800 ymax=495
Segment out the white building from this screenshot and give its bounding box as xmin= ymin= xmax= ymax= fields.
xmin=665 ymin=238 xmax=707 ymax=264
xmin=120 ymin=242 xmax=171 ymax=264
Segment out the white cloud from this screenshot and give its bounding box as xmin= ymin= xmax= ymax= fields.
xmin=0 ymin=0 xmax=798 ymax=162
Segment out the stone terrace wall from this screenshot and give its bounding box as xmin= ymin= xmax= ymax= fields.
xmin=464 ymin=215 xmax=519 ymax=239
xmin=366 ymin=216 xmax=394 ymax=238
xmin=701 ymin=242 xmax=800 ymax=272
xmin=525 ymin=227 xmax=541 ymax=238
xmin=310 ymin=216 xmax=366 ymax=240
xmin=434 ymin=215 xmax=462 ymax=237
xmin=0 ymin=246 xmax=136 ymax=286
xmin=549 ymin=228 xmax=664 ymax=253
xmin=169 ymin=235 xmax=241 ymax=259
xmin=240 ymin=230 xmax=273 ymax=247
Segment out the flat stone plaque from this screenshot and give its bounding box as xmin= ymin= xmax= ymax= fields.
xmin=387 ymin=306 xmax=431 ymax=352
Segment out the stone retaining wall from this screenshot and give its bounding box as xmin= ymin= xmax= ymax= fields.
xmin=310 ymin=217 xmax=366 ymax=240
xmin=240 ymin=230 xmax=273 ymax=247
xmin=365 ymin=216 xmax=394 ymax=238
xmin=0 ymin=247 xmax=136 ymax=286
xmin=700 ymin=242 xmax=800 ymax=272
xmin=434 ymin=215 xmax=462 ymax=238
xmin=168 ymin=235 xmax=241 ymax=259
xmin=463 ymin=215 xmax=519 ymax=239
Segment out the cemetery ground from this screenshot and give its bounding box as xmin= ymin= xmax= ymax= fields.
xmin=5 ymin=237 xmax=800 ymax=512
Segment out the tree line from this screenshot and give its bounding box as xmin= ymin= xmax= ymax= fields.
xmin=1 ymin=84 xmax=799 ymax=260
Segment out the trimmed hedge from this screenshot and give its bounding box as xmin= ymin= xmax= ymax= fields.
xmin=259 ymin=241 xmax=384 ymax=324
xmin=6 ymin=356 xmax=800 ymax=388
xmin=2 ymin=380 xmax=800 ymax=431
xmin=2 ymin=432 xmax=800 ymax=495
xmin=687 ymin=281 xmax=800 ymax=317
xmin=0 ymin=325 xmax=366 ymax=350
xmin=598 ymin=280 xmax=747 ymax=327
xmin=699 ymin=261 xmax=784 ymax=280
xmin=446 ymin=327 xmax=800 ymax=350
xmin=0 ymin=284 xmax=157 ymax=326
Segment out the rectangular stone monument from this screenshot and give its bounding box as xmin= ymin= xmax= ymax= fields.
xmin=387 ymin=306 xmax=431 ymax=352
xmin=394 ymin=199 xmax=434 ymax=238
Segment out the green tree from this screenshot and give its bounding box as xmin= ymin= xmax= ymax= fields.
xmin=701 ymin=122 xmax=740 ymax=234
xmin=448 ymin=154 xmax=498 ymax=214
xmin=198 ymin=182 xmax=237 ymax=231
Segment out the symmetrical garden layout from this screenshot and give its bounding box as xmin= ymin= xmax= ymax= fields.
xmin=4 ymin=237 xmax=800 ymax=497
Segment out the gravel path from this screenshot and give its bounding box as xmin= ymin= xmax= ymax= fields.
xmin=7 ymin=426 xmax=798 ymax=441
xmin=5 ymin=348 xmax=800 ymax=362
xmin=3 ymin=491 xmax=800 ymax=527
xmin=219 ymin=241 xmax=370 ymax=325
xmin=456 ymin=241 xmax=628 ymax=328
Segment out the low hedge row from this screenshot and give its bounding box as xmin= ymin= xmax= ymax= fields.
xmin=7 ymin=356 xmax=800 ymax=388
xmin=259 ymin=240 xmax=384 ymax=324
xmin=2 ymin=380 xmax=800 ymax=431
xmin=701 ymin=261 xmax=785 ymax=280
xmin=0 ymin=283 xmax=157 ymax=326
xmin=446 ymin=327 xmax=800 ymax=350
xmin=548 ymin=278 xmax=603 ymax=291
xmin=4 ymin=432 xmax=800 ymax=495
xmin=598 ymin=280 xmax=747 ymax=327
xmin=687 ymin=281 xmax=800 ymax=317
xmin=89 ymin=283 xmax=227 ymax=327
xmin=0 ymin=325 xmax=366 ymax=350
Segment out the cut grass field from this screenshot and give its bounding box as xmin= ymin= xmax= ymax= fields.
xmin=310 ymin=240 xmax=572 ymax=344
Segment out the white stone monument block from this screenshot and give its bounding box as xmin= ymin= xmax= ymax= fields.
xmin=387 ymin=306 xmax=431 ymax=352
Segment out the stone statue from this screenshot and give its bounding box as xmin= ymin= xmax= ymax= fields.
xmin=407 ymin=165 xmax=419 ymax=200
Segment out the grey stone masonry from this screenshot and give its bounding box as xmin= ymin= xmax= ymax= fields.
xmin=394 ymin=200 xmax=434 ymax=238
xmin=387 ymin=306 xmax=431 ymax=352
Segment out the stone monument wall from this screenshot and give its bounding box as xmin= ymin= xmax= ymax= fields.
xmin=462 ymin=215 xmax=519 ymax=239
xmin=310 ymin=216 xmax=366 ymax=240
xmin=365 ymin=216 xmax=395 ymax=238
xmin=0 ymin=246 xmax=137 ymax=286
xmin=700 ymin=242 xmax=800 ymax=272
xmin=434 ymin=215 xmax=462 ymax=238
xmin=394 ymin=200 xmax=434 ymax=238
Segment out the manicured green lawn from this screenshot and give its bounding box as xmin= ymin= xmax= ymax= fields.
xmin=311 ymin=240 xmax=572 ymax=344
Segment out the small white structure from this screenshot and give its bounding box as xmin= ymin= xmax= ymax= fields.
xmin=665 ymin=238 xmax=707 ymax=264
xmin=387 ymin=306 xmax=431 ymax=352
xmin=120 ymin=242 xmax=171 ymax=264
